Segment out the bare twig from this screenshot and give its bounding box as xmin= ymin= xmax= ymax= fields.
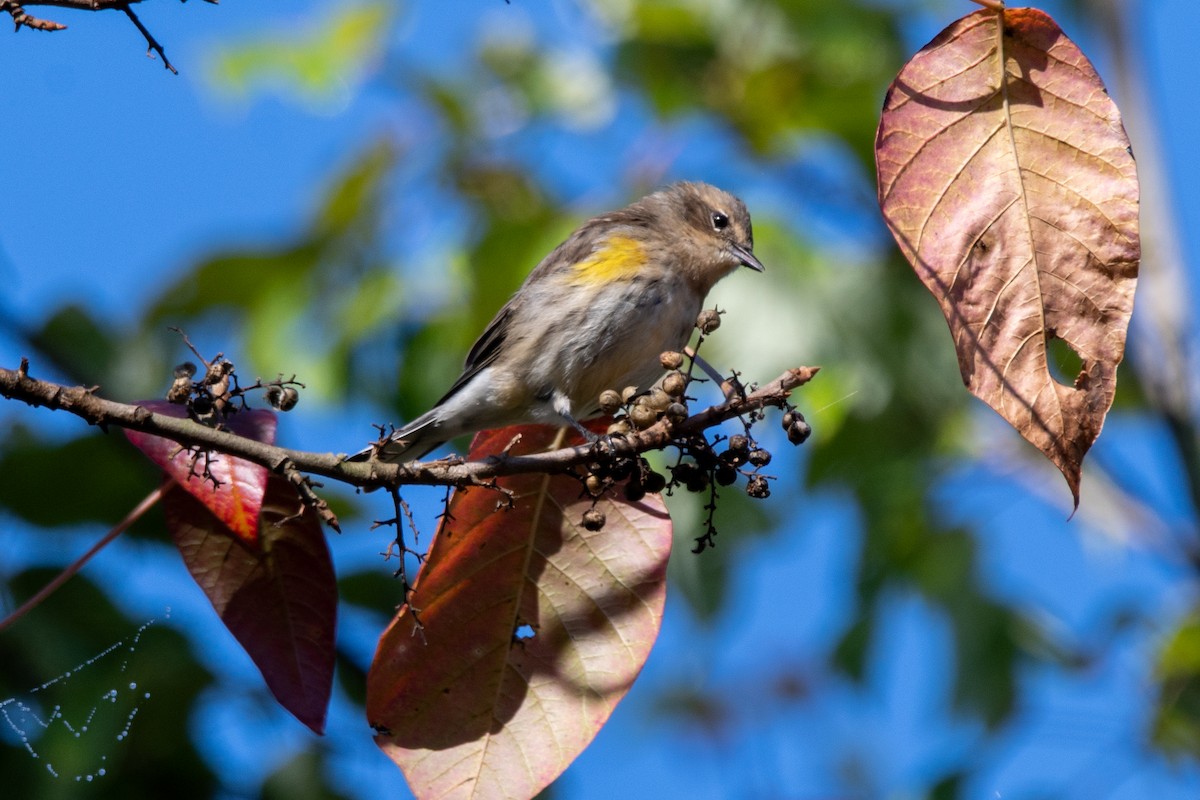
xmin=279 ymin=460 xmax=341 ymax=532
xmin=1 ymin=0 xmax=217 ymax=72
xmin=0 ymin=484 xmax=166 ymax=632
xmin=6 ymin=2 xmax=66 ymax=30
xmin=121 ymin=4 xmax=175 ymax=73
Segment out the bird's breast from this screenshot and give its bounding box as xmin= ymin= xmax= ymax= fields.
xmin=536 ymin=272 xmax=702 ymax=415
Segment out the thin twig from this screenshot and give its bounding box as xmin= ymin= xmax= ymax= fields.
xmin=279 ymin=460 xmax=341 ymax=532
xmin=5 ymin=2 xmax=66 ymax=30
xmin=121 ymin=4 xmax=175 ymax=74
xmin=0 ymin=483 xmax=166 ymax=632
xmin=0 ymin=0 xmax=211 ymax=72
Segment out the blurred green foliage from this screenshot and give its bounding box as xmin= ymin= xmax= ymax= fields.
xmin=1154 ymin=610 xmax=1200 ymax=755
xmin=0 ymin=572 xmax=213 ymax=799
xmin=2 ymin=0 xmax=1197 ymax=798
xmin=209 ymin=2 xmax=392 ymax=109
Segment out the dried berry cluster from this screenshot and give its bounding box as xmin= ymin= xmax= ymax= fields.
xmin=165 ymin=330 xmax=304 ymax=425
xmin=576 ymin=310 xmax=811 ymax=552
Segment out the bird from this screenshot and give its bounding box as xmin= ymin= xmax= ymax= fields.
xmin=353 ymin=181 xmax=763 ymax=463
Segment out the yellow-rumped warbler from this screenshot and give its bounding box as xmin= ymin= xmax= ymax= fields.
xmin=359 ymin=181 xmax=763 ymax=462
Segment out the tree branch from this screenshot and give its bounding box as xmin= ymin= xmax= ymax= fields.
xmin=0 ymin=358 xmax=819 ymax=495
xmin=1 ymin=0 xmax=217 ymax=71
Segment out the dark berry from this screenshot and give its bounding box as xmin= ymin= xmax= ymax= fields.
xmin=748 ymin=449 xmax=771 ymax=467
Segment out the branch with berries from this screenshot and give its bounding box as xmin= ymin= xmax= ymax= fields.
xmin=0 ymin=355 xmax=817 ymax=515
xmin=0 ymin=322 xmax=818 ymax=738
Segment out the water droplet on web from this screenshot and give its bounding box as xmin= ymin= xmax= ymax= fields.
xmin=1 ymin=613 xmax=163 ymax=780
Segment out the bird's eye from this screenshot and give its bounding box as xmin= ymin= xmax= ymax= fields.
xmin=711 ymin=211 xmax=729 ymax=231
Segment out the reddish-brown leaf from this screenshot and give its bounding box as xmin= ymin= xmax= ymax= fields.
xmin=124 ymin=402 xmax=274 ymax=544
xmin=876 ymin=8 xmax=1139 ymax=505
xmin=166 ymin=474 xmax=337 ymax=734
xmin=366 ymin=425 xmax=672 ymax=799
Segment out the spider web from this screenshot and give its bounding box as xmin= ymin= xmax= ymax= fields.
xmin=0 ymin=611 xmax=167 ymax=781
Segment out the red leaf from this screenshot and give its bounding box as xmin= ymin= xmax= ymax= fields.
xmin=366 ymin=425 xmax=672 ymax=799
xmin=124 ymin=402 xmax=275 ymax=544
xmin=876 ymin=8 xmax=1139 ymax=505
xmin=166 ymin=474 xmax=337 ymax=734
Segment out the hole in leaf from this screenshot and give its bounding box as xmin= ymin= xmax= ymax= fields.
xmin=1046 ymin=332 xmax=1084 ymax=388
xmin=514 ymin=624 xmax=535 ymax=641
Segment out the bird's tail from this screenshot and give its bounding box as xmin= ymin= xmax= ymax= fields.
xmin=347 ymin=412 xmax=446 ymax=464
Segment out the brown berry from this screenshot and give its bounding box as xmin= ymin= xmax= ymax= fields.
xmin=582 ymin=508 xmax=606 ymax=531
xmin=621 ymin=385 xmax=640 ymax=404
xmin=746 ymin=475 xmax=770 ymax=498
xmin=715 ymin=465 xmax=738 ymax=486
xmin=599 ymin=389 xmax=623 ymax=415
xmin=630 ymin=402 xmax=659 ymax=430
xmin=662 ymin=371 xmax=687 ymax=398
xmin=645 ymin=387 xmax=672 ymax=412
xmin=607 ymin=418 xmax=633 ymax=437
xmin=665 ymin=402 xmax=688 ymax=425
xmin=167 ymin=376 xmax=192 ymax=404
xmin=203 ymin=359 xmax=233 ymax=386
xmin=696 ymin=309 xmax=722 ymax=334
xmin=623 ymin=480 xmax=646 ymax=502
xmin=659 ymin=351 xmax=685 ymax=370
xmin=277 ymin=386 xmax=299 ymax=411
xmin=642 ymin=470 xmax=667 ymax=494
xmin=728 ymin=434 xmax=750 ymax=454
xmin=585 ymin=474 xmax=605 ymax=496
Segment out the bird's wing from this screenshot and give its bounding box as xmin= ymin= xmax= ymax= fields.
xmin=430 ymin=207 xmax=654 ymax=407
xmin=434 ymin=302 xmax=516 ymax=405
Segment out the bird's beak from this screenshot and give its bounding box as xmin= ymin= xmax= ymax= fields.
xmin=731 ymin=242 xmax=765 ymax=272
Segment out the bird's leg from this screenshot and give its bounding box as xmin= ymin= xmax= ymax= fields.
xmin=553 ymin=391 xmax=620 ymax=455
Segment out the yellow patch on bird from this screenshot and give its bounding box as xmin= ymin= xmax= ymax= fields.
xmin=567 ymin=235 xmax=648 ymax=286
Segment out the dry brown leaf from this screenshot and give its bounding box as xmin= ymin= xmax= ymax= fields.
xmin=876 ymin=7 xmax=1140 ymax=505
xmin=366 ymin=425 xmax=672 ymax=799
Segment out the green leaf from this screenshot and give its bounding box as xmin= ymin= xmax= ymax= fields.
xmin=0 ymin=425 xmax=161 ymax=530
xmin=1153 ymin=611 xmax=1200 ymax=756
xmin=26 ymin=305 xmax=119 ymax=384
xmin=208 ymin=2 xmax=393 ymax=108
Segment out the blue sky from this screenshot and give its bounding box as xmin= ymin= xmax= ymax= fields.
xmin=3 ymin=1 xmax=1200 ymax=797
